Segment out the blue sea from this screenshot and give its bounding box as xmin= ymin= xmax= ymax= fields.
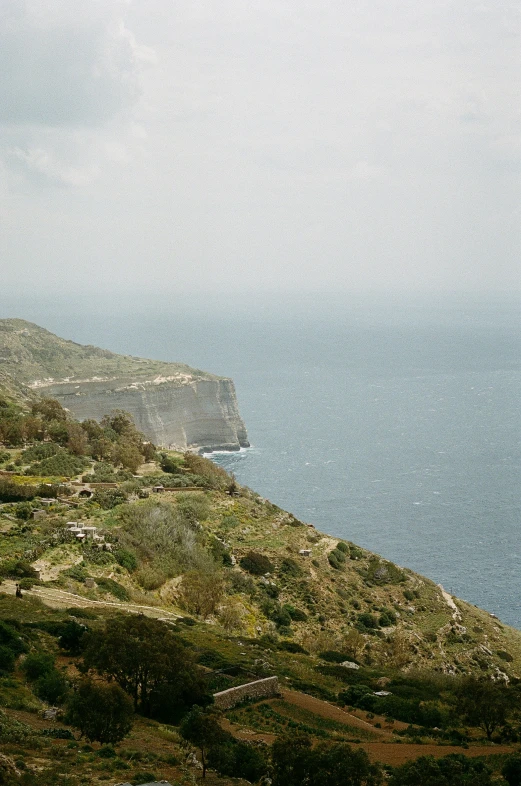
xmin=15 ymin=294 xmax=521 ymax=628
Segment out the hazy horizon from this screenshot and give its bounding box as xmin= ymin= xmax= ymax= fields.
xmin=1 ymin=0 xmax=520 ymax=306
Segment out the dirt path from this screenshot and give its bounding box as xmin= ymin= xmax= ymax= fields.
xmin=1 ymin=580 xmax=181 ymax=621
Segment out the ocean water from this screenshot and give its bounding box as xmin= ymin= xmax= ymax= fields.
xmin=29 ymin=296 xmax=521 ymax=628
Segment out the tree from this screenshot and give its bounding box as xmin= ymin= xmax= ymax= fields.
xmin=454 ymin=676 xmax=513 ymax=739
xmin=81 ymin=615 xmax=209 ymax=721
xmin=66 ymin=679 xmax=133 ymax=744
xmin=180 ymin=706 xmax=226 ymax=778
xmin=180 ymin=569 xmax=223 ymax=618
xmin=31 ymin=398 xmax=67 ymax=423
xmin=271 ymin=732 xmax=314 ymax=786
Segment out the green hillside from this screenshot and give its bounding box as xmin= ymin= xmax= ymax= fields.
xmin=0 ymin=319 xmax=216 ymax=385
xmin=0 ymin=398 xmax=520 ymax=785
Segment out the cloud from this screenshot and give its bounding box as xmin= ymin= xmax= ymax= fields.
xmin=0 ymin=0 xmax=156 ymax=186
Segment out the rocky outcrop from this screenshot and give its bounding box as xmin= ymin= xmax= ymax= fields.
xmin=44 ymin=375 xmax=250 ymax=451
xmin=0 ymin=319 xmax=249 ymax=451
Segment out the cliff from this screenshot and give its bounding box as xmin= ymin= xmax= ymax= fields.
xmin=0 ymin=319 xmax=249 ymax=451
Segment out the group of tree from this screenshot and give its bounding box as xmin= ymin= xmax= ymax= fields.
xmin=0 ymin=396 xmax=156 ymax=474
xmin=271 ymin=731 xmax=382 ymax=786
xmin=80 ymin=614 xmax=210 ymax=722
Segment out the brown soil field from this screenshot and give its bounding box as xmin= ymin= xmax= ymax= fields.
xmin=281 ymin=689 xmax=391 ymax=735
xmin=359 ymin=741 xmax=515 ymax=766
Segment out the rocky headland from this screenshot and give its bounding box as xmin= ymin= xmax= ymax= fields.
xmin=0 ymin=319 xmax=249 ymax=451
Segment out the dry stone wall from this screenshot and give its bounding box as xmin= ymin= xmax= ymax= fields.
xmin=213 ymin=676 xmax=280 ymax=709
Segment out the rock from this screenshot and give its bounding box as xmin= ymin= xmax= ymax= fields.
xmin=47 ymin=376 xmax=249 ymax=451
xmin=340 ymin=661 xmax=360 ymax=669
xmin=0 ymin=753 xmax=20 ymax=781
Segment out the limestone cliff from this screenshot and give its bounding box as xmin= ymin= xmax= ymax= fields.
xmin=0 ymin=319 xmax=249 ymax=451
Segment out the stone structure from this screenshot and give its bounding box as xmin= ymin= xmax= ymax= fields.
xmin=213 ymin=676 xmax=280 ymax=710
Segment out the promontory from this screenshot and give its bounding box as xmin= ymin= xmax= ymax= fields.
xmin=0 ymin=318 xmax=249 ymax=452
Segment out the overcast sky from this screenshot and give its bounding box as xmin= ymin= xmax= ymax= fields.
xmin=1 ymin=0 xmax=520 ymax=313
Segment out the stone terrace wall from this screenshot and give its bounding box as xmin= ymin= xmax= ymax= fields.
xmin=213 ymin=676 xmax=280 ymax=710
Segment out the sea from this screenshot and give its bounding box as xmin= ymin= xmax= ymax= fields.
xmin=12 ymin=293 xmax=521 ymax=628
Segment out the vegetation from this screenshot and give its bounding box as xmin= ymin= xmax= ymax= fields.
xmin=66 ymin=680 xmax=134 ymax=744
xmin=1 ymin=396 xmax=521 ymax=784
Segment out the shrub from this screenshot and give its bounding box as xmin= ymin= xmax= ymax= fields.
xmin=498 ymin=650 xmax=514 ymax=662
xmin=284 ymin=604 xmax=307 ymax=622
xmin=278 ymin=641 xmax=308 ymax=654
xmin=23 ymin=652 xmax=55 ymax=681
xmin=280 ymin=558 xmax=303 ymax=577
xmin=0 ymin=620 xmax=27 ymax=656
xmin=336 ymin=542 xmax=349 ymax=554
xmin=0 ymin=645 xmax=15 ymax=673
xmin=95 ymin=577 xmax=130 ymax=602
xmin=35 ymin=669 xmax=69 ymax=705
xmin=0 ymin=479 xmax=39 ymax=503
xmin=240 ymin=551 xmax=273 ymax=575
xmin=357 ymin=612 xmax=379 ymax=630
xmin=0 ymin=560 xmax=38 ymax=580
xmin=115 ymin=548 xmax=138 ymax=572
xmin=379 ymin=609 xmax=397 ymax=627
xmin=92 ymin=489 xmax=128 ymax=509
xmin=21 ymin=443 xmax=60 ymax=462
xmin=62 ymin=565 xmax=89 ymax=583
xmin=328 ymin=549 xmax=346 ymax=570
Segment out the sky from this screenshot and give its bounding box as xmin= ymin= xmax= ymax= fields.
xmin=0 ymin=0 xmax=520 ymax=316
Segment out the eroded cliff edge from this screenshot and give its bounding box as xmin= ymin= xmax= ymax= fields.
xmin=0 ymin=319 xmax=249 ymax=451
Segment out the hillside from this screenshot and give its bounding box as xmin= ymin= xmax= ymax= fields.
xmin=0 ymin=319 xmax=208 ymax=384
xmin=0 ymin=401 xmax=520 ymax=785
xmin=0 ymin=320 xmax=249 ymax=451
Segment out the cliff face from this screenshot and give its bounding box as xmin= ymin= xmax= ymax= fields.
xmin=43 ymin=375 xmax=250 ymax=451
xmin=0 ymin=319 xmax=249 ymax=451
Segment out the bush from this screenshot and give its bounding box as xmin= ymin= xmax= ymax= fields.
xmin=23 ymin=652 xmax=55 ymax=681
xmin=0 ymin=560 xmax=38 ymax=581
xmin=35 ymin=669 xmax=69 ymax=705
xmin=208 ymin=740 xmax=267 ymax=782
xmin=280 ymin=558 xmax=303 ymax=577
xmin=240 ymin=551 xmax=273 ymax=575
xmin=284 ymin=604 xmax=307 ymax=622
xmin=92 ymin=489 xmax=128 ymax=509
xmin=115 ymin=549 xmax=138 ymax=572
xmin=21 ymin=443 xmax=60 ymax=463
xmin=0 ymin=645 xmax=15 ymax=673
xmin=357 ymin=612 xmax=379 ymax=630
xmin=336 ymin=542 xmax=349 ymax=554
xmin=328 ymin=548 xmax=346 ymax=570
xmin=0 ymin=620 xmax=27 ymax=656
xmin=0 ymin=479 xmax=39 ymax=503
xmin=278 ymin=641 xmax=308 ymax=654
xmin=95 ymin=577 xmax=130 ymax=602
